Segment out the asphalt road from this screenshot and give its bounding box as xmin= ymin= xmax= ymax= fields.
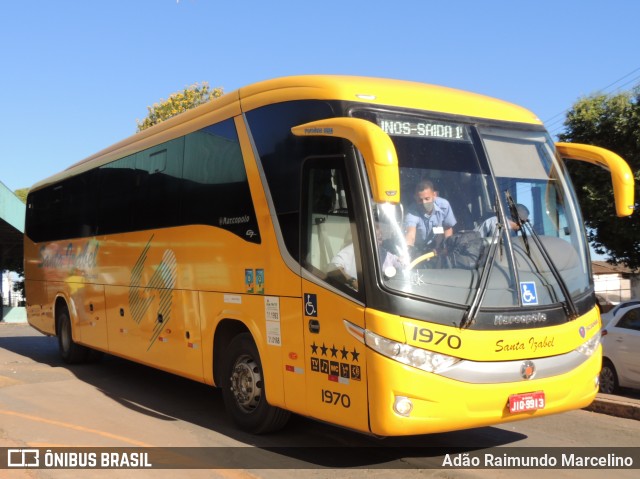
xmin=1 ymin=322 xmax=638 ymax=479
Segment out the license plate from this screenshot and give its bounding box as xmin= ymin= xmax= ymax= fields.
xmin=508 ymin=391 xmax=545 ymax=413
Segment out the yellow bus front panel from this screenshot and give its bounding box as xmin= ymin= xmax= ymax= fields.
xmin=366 ymin=343 xmax=600 ymax=436
xmin=362 ymin=308 xmax=602 ymax=435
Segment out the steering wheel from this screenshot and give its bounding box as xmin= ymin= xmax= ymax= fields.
xmin=408 ymin=251 xmax=436 ymax=270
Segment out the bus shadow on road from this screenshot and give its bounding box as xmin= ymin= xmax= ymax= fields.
xmin=0 ymin=327 xmax=527 ymax=468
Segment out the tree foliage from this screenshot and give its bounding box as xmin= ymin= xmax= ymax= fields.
xmin=558 ymin=88 xmax=640 ymax=270
xmin=136 ymin=82 xmax=223 ymax=132
xmin=14 ymin=188 xmax=28 ymax=203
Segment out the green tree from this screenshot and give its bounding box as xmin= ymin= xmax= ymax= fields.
xmin=14 ymin=188 xmax=28 ymax=203
xmin=558 ymin=88 xmax=640 ymax=270
xmin=136 ymin=82 xmax=223 ymax=132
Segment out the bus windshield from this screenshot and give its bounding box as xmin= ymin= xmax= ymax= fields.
xmin=364 ymin=112 xmax=590 ymax=310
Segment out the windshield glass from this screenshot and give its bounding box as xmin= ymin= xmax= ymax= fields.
xmin=357 ymin=111 xmax=590 ymax=309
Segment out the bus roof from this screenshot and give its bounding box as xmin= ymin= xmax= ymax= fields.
xmin=239 ymin=75 xmax=541 ymax=125
xmin=30 ymin=75 xmax=542 ymax=191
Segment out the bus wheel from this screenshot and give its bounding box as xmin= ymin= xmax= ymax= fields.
xmin=221 ymin=333 xmax=290 ymax=434
xmin=599 ymin=359 xmax=619 ymax=394
xmin=57 ymin=305 xmax=88 ymax=364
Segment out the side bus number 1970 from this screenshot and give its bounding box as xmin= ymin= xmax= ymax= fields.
xmin=411 ymin=326 xmax=462 ymax=349
xmin=322 ymin=389 xmax=351 ymax=408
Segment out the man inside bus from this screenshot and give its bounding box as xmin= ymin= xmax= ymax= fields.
xmin=404 ymin=180 xmax=457 ymax=261
xmin=476 ymin=203 xmax=530 ymax=237
xmin=329 ymin=222 xmax=405 ymax=291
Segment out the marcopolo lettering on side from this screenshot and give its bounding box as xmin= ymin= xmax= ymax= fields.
xmin=219 ymin=215 xmax=250 ymax=226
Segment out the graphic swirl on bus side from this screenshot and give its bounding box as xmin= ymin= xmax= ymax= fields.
xmin=129 ymin=236 xmax=154 ymax=326
xmin=129 ymin=235 xmax=178 ymax=351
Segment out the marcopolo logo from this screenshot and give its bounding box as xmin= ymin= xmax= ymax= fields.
xmin=494 ymin=312 xmax=547 ymax=326
xmin=219 ymin=215 xmax=250 ymax=226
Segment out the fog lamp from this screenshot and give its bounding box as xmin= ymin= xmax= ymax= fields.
xmin=393 ymin=396 xmax=413 ymax=417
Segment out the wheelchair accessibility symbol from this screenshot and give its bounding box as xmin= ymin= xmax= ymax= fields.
xmin=304 ymin=293 xmax=318 ymax=317
xmin=520 ymin=281 xmax=538 ymax=305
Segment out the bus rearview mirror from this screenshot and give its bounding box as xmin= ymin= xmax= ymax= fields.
xmin=556 ymin=142 xmax=635 ymax=217
xmin=291 ymin=118 xmax=400 ymax=204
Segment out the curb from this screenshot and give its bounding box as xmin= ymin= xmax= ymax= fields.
xmin=585 ymin=394 xmax=640 ymax=421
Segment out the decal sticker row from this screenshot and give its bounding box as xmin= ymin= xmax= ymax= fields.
xmin=310 ymin=341 xmax=361 ymax=385
xmin=245 ymin=268 xmax=265 ymax=294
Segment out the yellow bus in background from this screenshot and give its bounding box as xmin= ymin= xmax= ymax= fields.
xmin=24 ymin=76 xmax=635 ymax=435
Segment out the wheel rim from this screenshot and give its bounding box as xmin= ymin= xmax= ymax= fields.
xmin=599 ymin=367 xmax=615 ymax=394
xmin=229 ymin=354 xmax=262 ymax=412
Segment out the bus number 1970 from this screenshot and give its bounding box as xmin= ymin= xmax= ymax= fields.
xmin=322 ymin=389 xmax=351 ymax=408
xmin=411 ymin=326 xmax=462 ymax=349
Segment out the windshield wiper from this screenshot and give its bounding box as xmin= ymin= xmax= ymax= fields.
xmin=505 ymin=193 xmax=579 ymax=320
xmin=460 ymin=220 xmax=503 ymax=329
xmin=460 ymin=190 xmax=527 ymax=328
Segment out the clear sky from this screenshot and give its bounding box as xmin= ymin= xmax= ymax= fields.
xmin=1 ymin=0 xmax=639 ymax=193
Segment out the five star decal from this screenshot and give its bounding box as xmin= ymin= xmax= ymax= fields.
xmin=309 ymin=341 xmax=361 ymax=383
xmin=311 ymin=342 xmax=360 ymax=361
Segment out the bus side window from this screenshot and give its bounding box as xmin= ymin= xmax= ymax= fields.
xmin=182 ymin=119 xmax=261 ymax=243
xmin=134 ymin=137 xmax=184 ymax=230
xmin=301 ymin=157 xmax=362 ymax=295
xmin=97 ymin=155 xmax=137 ymax=235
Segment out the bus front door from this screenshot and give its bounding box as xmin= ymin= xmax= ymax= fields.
xmin=299 ymin=157 xmax=370 ymax=433
xmin=301 ymin=281 xmax=369 ymax=433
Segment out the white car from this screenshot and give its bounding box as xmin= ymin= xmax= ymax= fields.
xmin=601 ymin=299 xmax=640 ymax=326
xmin=599 ymin=303 xmax=640 ymax=394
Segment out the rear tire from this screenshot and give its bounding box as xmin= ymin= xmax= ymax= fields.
xmin=599 ymin=359 xmax=619 ymax=394
xmin=221 ymin=333 xmax=290 ymax=434
xmin=57 ymin=305 xmax=89 ymax=364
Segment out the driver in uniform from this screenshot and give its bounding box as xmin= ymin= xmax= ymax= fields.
xmin=404 ymin=180 xmax=456 ymax=261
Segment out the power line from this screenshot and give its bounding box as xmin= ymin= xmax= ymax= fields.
xmin=546 ymin=72 xmax=640 ymax=137
xmin=545 ymin=68 xmax=640 ymax=127
xmin=597 ymin=66 xmax=640 ymax=95
xmin=543 ymin=66 xmax=640 ymax=135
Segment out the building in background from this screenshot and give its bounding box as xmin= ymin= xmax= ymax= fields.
xmin=1 ymin=271 xmax=24 ymax=307
xmin=0 ymin=180 xmax=26 ymax=322
xmin=593 ymin=261 xmax=639 ymax=312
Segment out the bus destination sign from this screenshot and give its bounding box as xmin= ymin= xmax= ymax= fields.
xmin=377 ymin=117 xmax=469 ymax=142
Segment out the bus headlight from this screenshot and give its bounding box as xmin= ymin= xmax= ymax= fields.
xmin=575 ymin=331 xmax=601 ymax=357
xmin=364 ymin=330 xmax=461 ymax=373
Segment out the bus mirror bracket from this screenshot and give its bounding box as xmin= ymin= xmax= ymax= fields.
xmin=291 ymin=118 xmax=400 ymax=204
xmin=556 ymin=142 xmax=635 ymax=217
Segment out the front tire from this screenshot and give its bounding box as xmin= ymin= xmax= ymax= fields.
xmin=221 ymin=333 xmax=290 ymax=434
xmin=599 ymin=359 xmax=619 ymax=394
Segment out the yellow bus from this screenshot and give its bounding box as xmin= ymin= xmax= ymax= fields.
xmin=24 ymin=76 xmax=635 ymax=436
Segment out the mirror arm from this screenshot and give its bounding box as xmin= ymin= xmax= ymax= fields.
xmin=292 ymin=118 xmax=400 ymax=204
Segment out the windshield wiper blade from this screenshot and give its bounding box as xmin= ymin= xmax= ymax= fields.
xmin=460 ymin=222 xmax=503 ymax=329
xmin=504 ymin=192 xmax=579 ymax=320
xmin=521 ymin=220 xmax=579 ymax=320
